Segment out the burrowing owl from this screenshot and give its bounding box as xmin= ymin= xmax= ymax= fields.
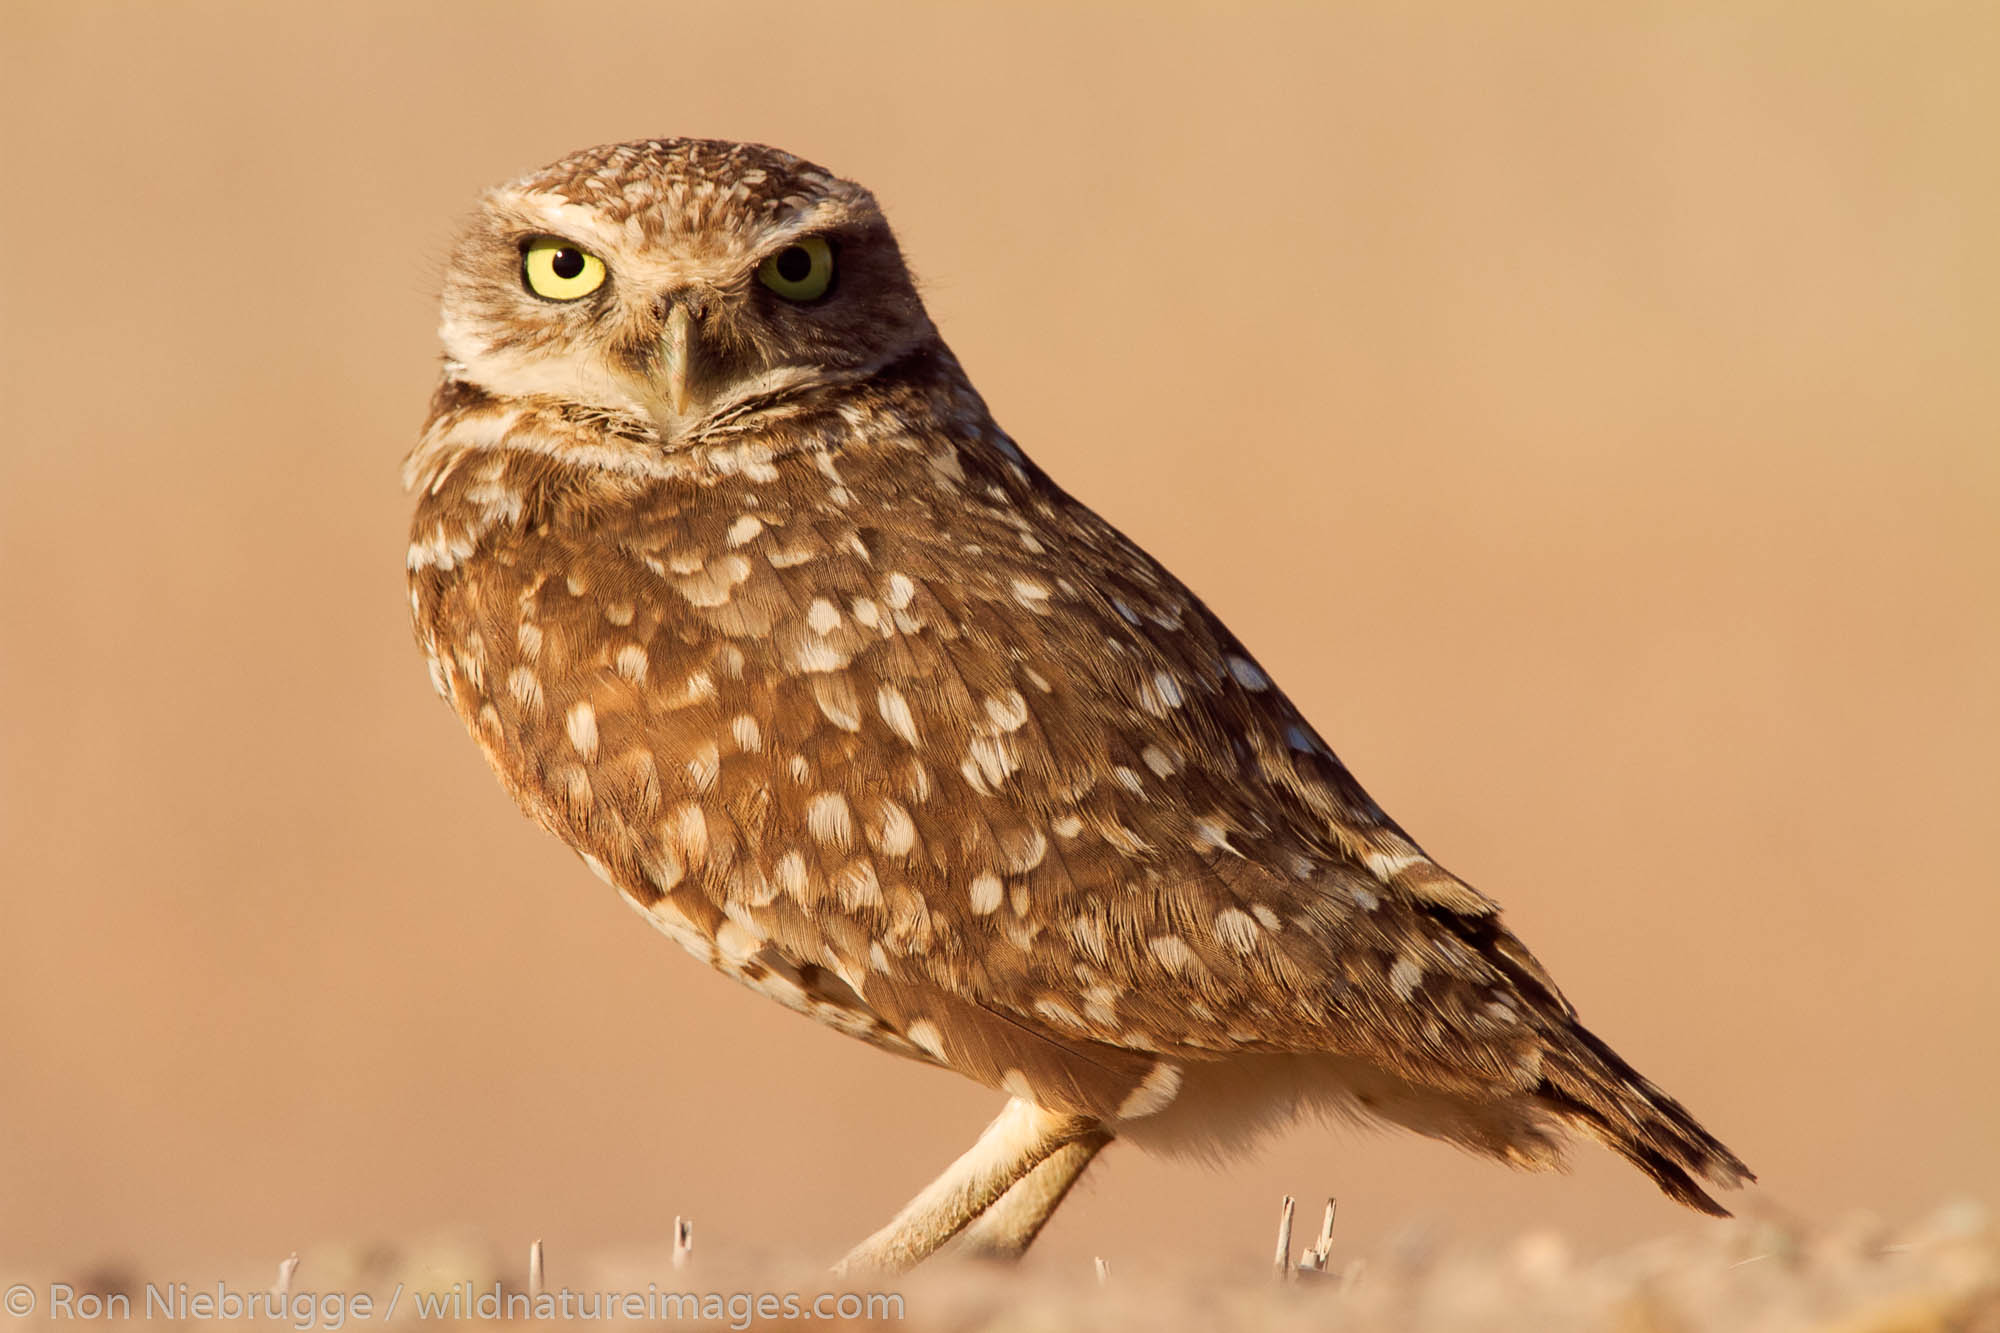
xmin=406 ymin=138 xmax=1751 ymax=1270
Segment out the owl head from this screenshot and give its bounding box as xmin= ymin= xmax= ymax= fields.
xmin=438 ymin=139 xmax=935 ymax=441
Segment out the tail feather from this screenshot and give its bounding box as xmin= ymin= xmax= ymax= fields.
xmin=1535 ymin=1018 xmax=1754 ymax=1216
xmin=1410 ymin=899 xmax=1753 ymax=1214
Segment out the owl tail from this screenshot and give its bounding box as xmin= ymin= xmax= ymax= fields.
xmin=1536 ymin=1020 xmax=1755 ymax=1216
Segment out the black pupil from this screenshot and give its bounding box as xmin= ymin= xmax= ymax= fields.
xmin=775 ymin=246 xmax=815 ymax=284
xmin=550 ymin=248 xmax=586 ymax=280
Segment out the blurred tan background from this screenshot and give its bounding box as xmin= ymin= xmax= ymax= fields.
xmin=1 ymin=0 xmax=1994 ymax=1282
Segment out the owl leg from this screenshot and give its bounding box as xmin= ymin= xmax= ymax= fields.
xmin=833 ymin=1098 xmax=1100 ymax=1274
xmin=953 ymin=1129 xmax=1112 ymax=1260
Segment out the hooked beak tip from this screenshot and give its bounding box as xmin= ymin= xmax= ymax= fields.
xmin=663 ymin=303 xmax=696 ymax=417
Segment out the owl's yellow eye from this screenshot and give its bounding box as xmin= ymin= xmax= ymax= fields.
xmin=522 ymin=237 xmax=607 ymax=301
xmin=757 ymin=236 xmax=835 ymax=302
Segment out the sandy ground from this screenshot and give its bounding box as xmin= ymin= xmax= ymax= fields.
xmin=1 ymin=0 xmax=1995 ymax=1309
xmin=2 ymin=1204 xmax=1994 ymax=1331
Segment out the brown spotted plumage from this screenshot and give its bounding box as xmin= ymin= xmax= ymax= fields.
xmin=405 ymin=138 xmax=1751 ymax=1270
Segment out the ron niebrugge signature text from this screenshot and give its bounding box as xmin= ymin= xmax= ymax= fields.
xmin=4 ymin=1281 xmax=905 ymax=1328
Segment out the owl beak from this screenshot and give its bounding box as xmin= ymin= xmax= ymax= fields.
xmin=662 ymin=302 xmax=697 ymax=418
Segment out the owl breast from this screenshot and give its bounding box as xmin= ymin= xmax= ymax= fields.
xmin=408 ymin=411 xmax=926 ymax=1054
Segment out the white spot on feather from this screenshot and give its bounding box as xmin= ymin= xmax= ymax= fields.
xmin=774 ymin=851 xmax=808 ymax=900
xmin=1000 ymin=828 xmax=1047 ymax=874
xmin=1035 ymin=998 xmax=1084 ymax=1029
xmin=1140 ymin=671 xmax=1185 ymax=716
xmin=1068 ymin=914 xmax=1108 ymax=965
xmin=406 ymin=527 xmax=475 ymax=572
xmin=1011 ymin=578 xmax=1050 ymax=609
xmin=962 ymin=735 xmax=1020 ymax=791
xmin=983 ymin=690 xmax=1029 ymax=733
xmin=1212 ymin=907 xmax=1261 ymax=953
xmin=716 ymin=919 xmax=762 ymax=964
xmin=685 ymin=740 xmax=720 ymax=792
xmin=877 ymin=686 xmax=921 ymax=745
xmin=1389 ymin=954 xmax=1425 ymax=999
xmin=1366 ymin=847 xmax=1424 ymax=879
xmin=807 ymin=792 xmax=854 ymax=848
xmin=1148 ymin=935 xmax=1200 ymax=975
xmin=565 ymin=702 xmax=598 ymax=759
xmin=676 ymin=553 xmax=752 ymax=607
xmin=666 ymin=803 xmax=708 ymax=867
xmin=680 ymin=671 xmax=718 ymax=705
xmin=906 ymin=1020 xmax=946 ymax=1059
xmin=1227 ymin=656 xmax=1270 ymax=690
xmin=1193 ymin=818 xmax=1235 ymax=853
xmin=871 ymin=799 xmax=916 ymax=856
xmin=1116 ymin=1062 xmax=1183 ymax=1120
xmin=812 ymin=675 xmax=863 ymax=730
xmin=793 ymin=637 xmax=851 ymax=673
xmin=507 ymin=666 xmax=542 ymax=711
xmin=839 ymin=861 xmax=883 ymax=911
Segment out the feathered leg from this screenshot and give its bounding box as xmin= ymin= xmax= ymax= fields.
xmin=834 ymin=1099 xmax=1100 ymax=1274
xmin=955 ymin=1130 xmax=1111 ymax=1259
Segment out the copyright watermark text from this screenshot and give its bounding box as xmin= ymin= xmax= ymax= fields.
xmin=1 ymin=1281 xmax=904 ymax=1329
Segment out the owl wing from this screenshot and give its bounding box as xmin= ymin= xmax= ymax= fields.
xmin=730 ymin=440 xmax=1572 ymax=1094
